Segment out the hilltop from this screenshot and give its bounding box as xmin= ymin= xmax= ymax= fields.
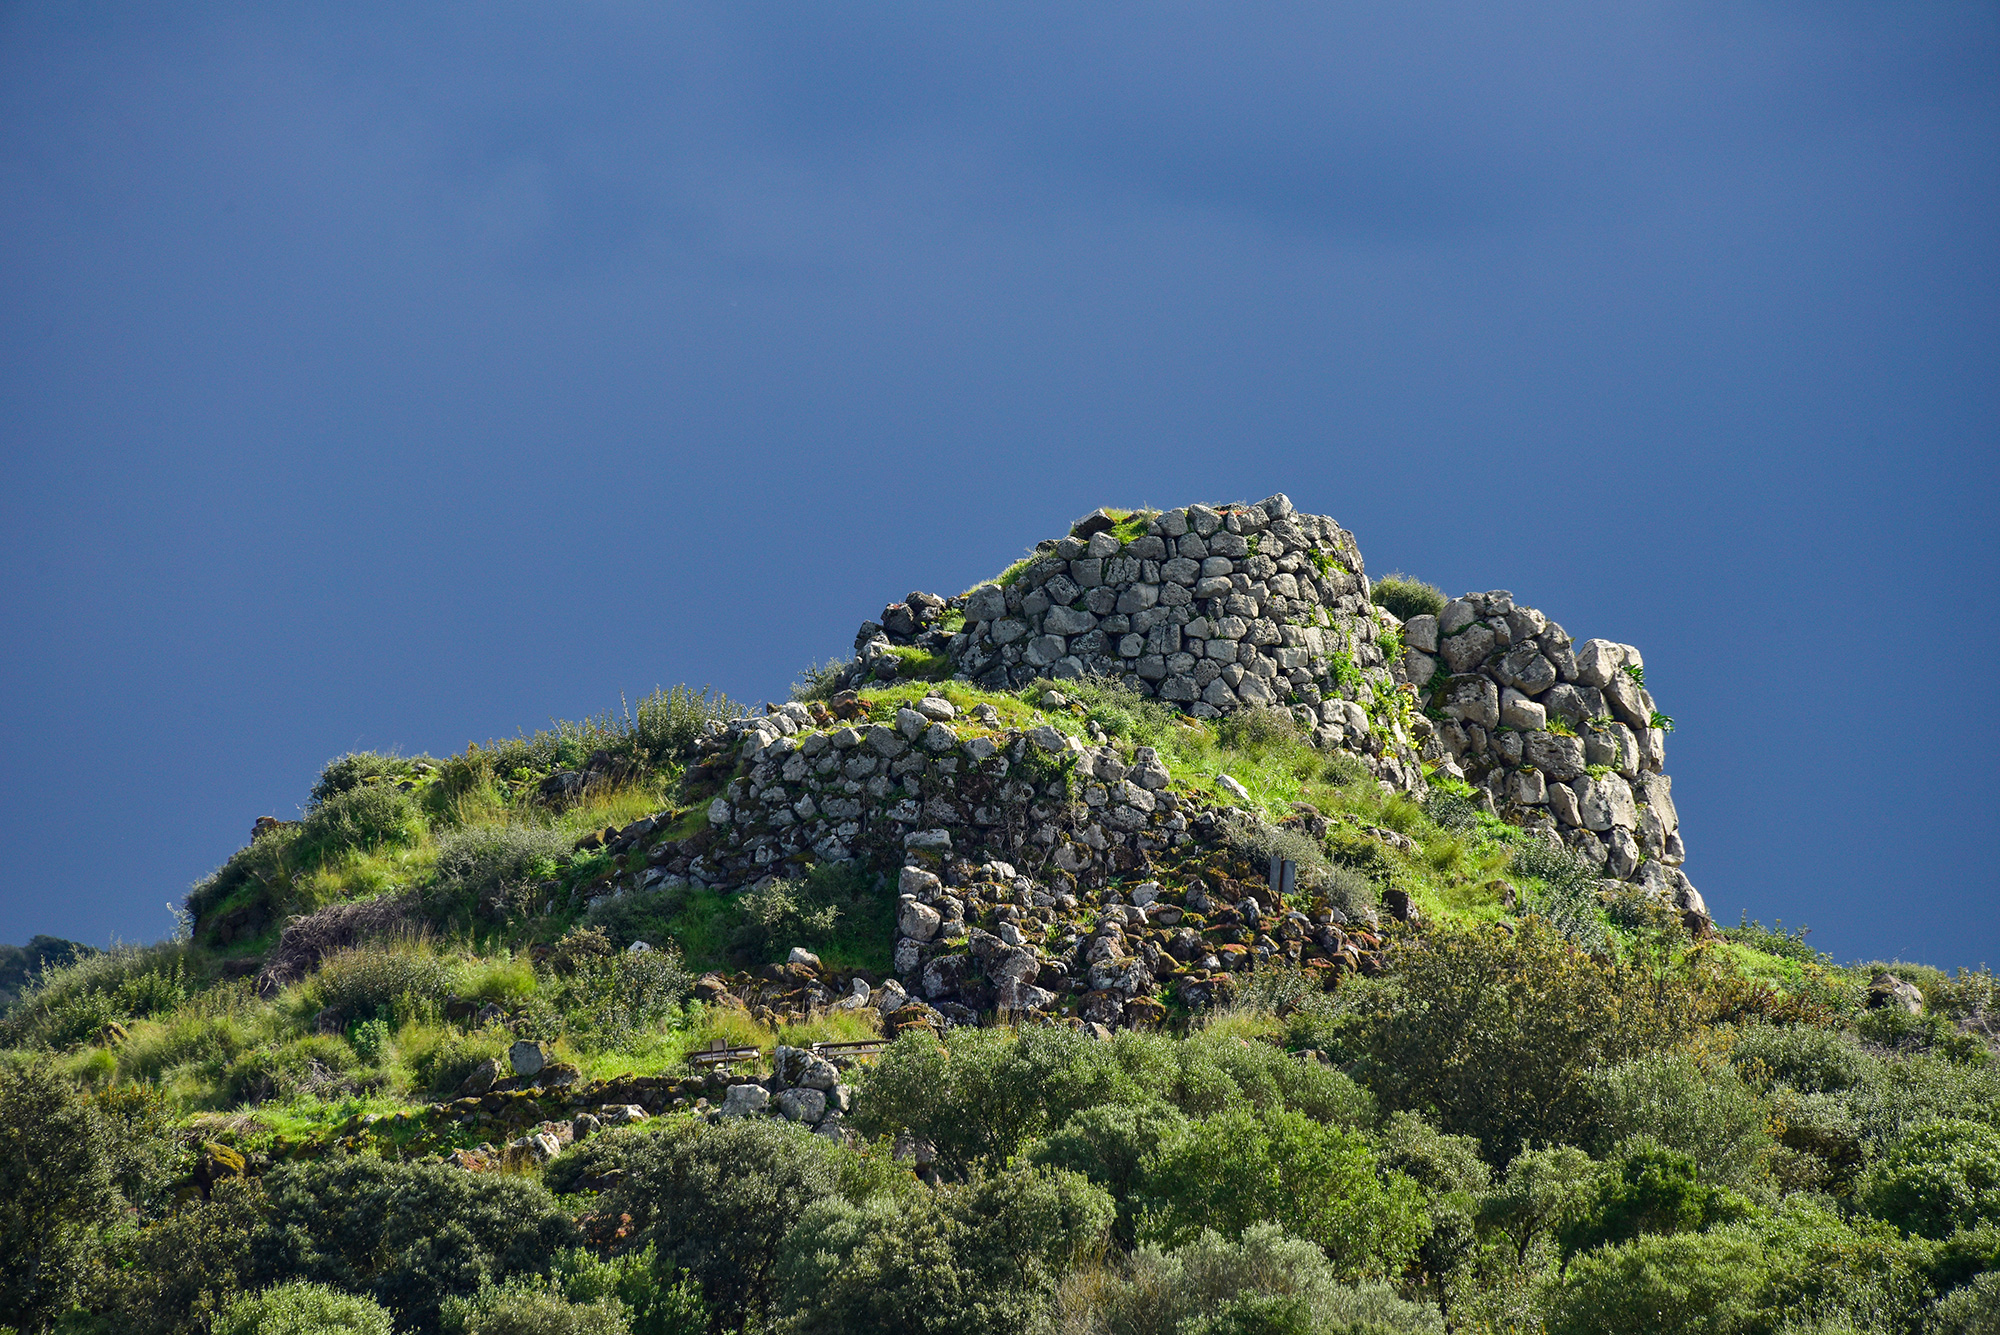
xmin=3 ymin=494 xmax=1997 ymax=1335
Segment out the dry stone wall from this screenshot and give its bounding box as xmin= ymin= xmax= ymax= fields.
xmin=840 ymin=493 xmax=1428 ymax=793
xmin=1391 ymin=588 xmax=1707 ymax=926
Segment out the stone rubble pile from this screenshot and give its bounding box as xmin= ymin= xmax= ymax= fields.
xmin=1392 ymin=589 xmax=1707 ymax=928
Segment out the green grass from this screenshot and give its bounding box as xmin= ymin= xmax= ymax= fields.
xmin=1371 ymin=573 xmax=1447 ymax=622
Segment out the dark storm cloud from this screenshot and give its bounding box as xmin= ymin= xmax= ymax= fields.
xmin=1 ymin=1 xmax=1995 ymax=964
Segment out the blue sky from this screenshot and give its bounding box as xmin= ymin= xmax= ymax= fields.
xmin=2 ymin=2 xmax=1995 ymax=967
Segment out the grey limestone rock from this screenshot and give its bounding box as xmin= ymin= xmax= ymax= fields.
xmin=1404 ymin=613 xmax=1439 ymax=653
xmin=1441 ymin=675 xmax=1500 ymax=730
xmin=1440 ymin=622 xmax=1497 ymax=674
xmin=1523 ymin=730 xmax=1586 ymax=781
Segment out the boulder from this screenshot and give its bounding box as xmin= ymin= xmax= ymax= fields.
xmin=508 ymin=1041 xmax=545 ymax=1078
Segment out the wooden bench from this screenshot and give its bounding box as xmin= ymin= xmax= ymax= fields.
xmin=691 ymin=1038 xmax=762 ymax=1070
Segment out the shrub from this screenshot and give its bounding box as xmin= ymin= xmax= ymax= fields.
xmin=216 ymin=1281 xmax=395 ymax=1335
xmin=548 ymin=1246 xmax=707 ymax=1335
xmin=0 ymin=1061 xmax=122 ymax=1329
xmin=0 ymin=942 xmax=192 ymax=1051
xmin=624 ymin=686 xmax=742 ymax=769
xmin=1337 ymin=918 xmax=1698 ymax=1161
xmin=1071 ymin=1224 xmax=1443 ymax=1335
xmin=187 ymin=829 xmax=300 ymax=934
xmin=1731 ymin=1023 xmax=1871 ymax=1095
xmin=1140 ymin=1106 xmax=1428 ymax=1281
xmin=223 ymin=1033 xmax=362 ymax=1105
xmin=1544 ymin=1230 xmax=1769 ymax=1335
xmin=789 ymin=659 xmax=850 ymax=703
xmin=773 ymin=1163 xmax=1112 ymax=1335
xmin=1556 ymin=1140 xmax=1755 ymax=1259
xmin=1221 ymin=812 xmax=1333 ymax=902
xmin=1031 ymin=1100 xmax=1192 ymax=1245
xmin=1860 ymin=1119 xmax=2000 ymax=1240
xmin=302 ymin=939 xmax=455 ymax=1024
xmin=426 ymin=825 xmax=568 ymax=922
xmin=1216 ymin=707 xmax=1305 ymax=756
xmin=310 ymin=752 xmax=418 ymax=809
xmin=1594 ymin=1052 xmax=1772 ymax=1192
xmin=772 ymin=1190 xmax=972 ymax=1335
xmin=256 ymin=894 xmax=420 ymax=994
xmin=98 ymin=1181 xmax=263 ymax=1335
xmin=439 ymin=1278 xmax=627 ymax=1335
xmin=1509 ymin=837 xmax=1610 ymax=952
xmin=295 ymin=786 xmax=423 ymax=866
xmin=540 ymin=945 xmax=691 ymax=1049
xmin=1371 ymin=574 xmax=1447 ymax=623
xmin=1929 ymin=1272 xmax=2000 ymax=1335
xmin=599 ymin=1117 xmax=849 ymax=1331
xmin=247 ymin=1158 xmax=579 ymax=1333
xmin=853 ymin=1026 xmax=1150 ymax=1172
xmin=403 ymin=1025 xmax=511 ymax=1101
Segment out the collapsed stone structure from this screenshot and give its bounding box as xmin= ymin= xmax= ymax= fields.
xmin=1393 ymin=589 xmax=1705 ymax=925
xmin=570 ymin=492 xmax=1710 ymax=1033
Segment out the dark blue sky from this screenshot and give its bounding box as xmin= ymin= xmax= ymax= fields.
xmin=2 ymin=3 xmax=1995 ymax=967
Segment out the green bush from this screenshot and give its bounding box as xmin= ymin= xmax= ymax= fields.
xmin=1030 ymin=1100 xmax=1191 ymax=1245
xmin=223 ymin=1033 xmax=361 ymax=1105
xmin=1333 ymin=919 xmax=1697 ymax=1161
xmin=539 ymin=945 xmax=691 ymax=1049
xmin=1730 ymin=1023 xmax=1871 ymax=1095
xmin=1140 ymin=1105 xmax=1428 ymax=1282
xmin=0 ymin=942 xmax=192 ymax=1051
xmin=310 ymin=753 xmax=419 ymax=809
xmin=295 ymin=786 xmax=423 ymax=866
xmin=247 ymin=1158 xmax=579 ymax=1333
xmin=303 ymin=940 xmax=455 ymax=1023
xmin=1929 ymin=1272 xmax=2000 ymax=1335
xmin=425 ymin=825 xmax=568 ymax=922
xmin=853 ymin=1026 xmax=1151 ymax=1173
xmin=1593 ymin=1053 xmax=1772 ymax=1193
xmin=440 ymin=1278 xmax=627 ymax=1335
xmin=1544 ymin=1229 xmax=1769 ymax=1335
xmin=1508 ymin=838 xmax=1610 ymax=952
xmin=216 ymin=1281 xmax=395 ymax=1335
xmin=624 ymin=686 xmax=742 ymax=769
xmin=774 ymin=1163 xmax=1111 ymax=1335
xmin=548 ymin=1247 xmax=707 ymax=1335
xmin=1860 ymin=1119 xmax=2000 ymax=1239
xmin=0 ymin=1061 xmax=123 ymax=1329
xmin=789 ymin=659 xmax=850 ymax=703
xmin=1371 ymin=575 xmax=1447 ymax=623
xmin=403 ymin=1025 xmax=510 ymax=1100
xmin=1080 ymin=1224 xmax=1443 ymax=1335
xmin=599 ymin=1117 xmax=849 ymax=1331
xmin=98 ymin=1182 xmax=263 ymax=1335
xmin=1556 ymin=1140 xmax=1755 ymax=1260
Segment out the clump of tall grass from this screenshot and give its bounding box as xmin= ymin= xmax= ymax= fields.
xmin=1370 ymin=573 xmax=1447 ymax=622
xmin=301 ymin=938 xmax=454 ymax=1025
xmin=424 ymin=824 xmax=570 ymax=923
xmin=0 ymin=942 xmax=194 ymax=1051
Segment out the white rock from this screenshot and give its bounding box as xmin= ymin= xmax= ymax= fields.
xmin=1499 ymin=688 xmax=1546 ymax=732
xmin=719 ymin=1084 xmax=770 ymax=1117
xmin=1215 ymin=774 xmax=1251 ymax=803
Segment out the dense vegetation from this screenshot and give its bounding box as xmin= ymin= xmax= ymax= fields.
xmin=3 ymin=675 xmax=1997 ymax=1334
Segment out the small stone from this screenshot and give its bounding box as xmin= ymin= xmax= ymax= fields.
xmin=508 ymin=1041 xmax=545 ymax=1078
xmin=899 ymin=898 xmax=943 ymax=941
xmin=787 ymin=947 xmax=822 ymax=969
xmin=1215 ymin=774 xmax=1251 ymax=803
xmin=1499 ymin=689 xmax=1546 ymax=732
